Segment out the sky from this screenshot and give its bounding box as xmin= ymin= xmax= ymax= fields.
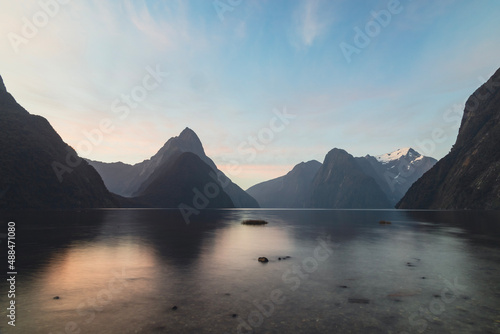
xmin=1 ymin=0 xmax=500 ymax=189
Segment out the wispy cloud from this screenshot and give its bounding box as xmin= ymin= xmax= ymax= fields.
xmin=292 ymin=0 xmax=335 ymax=48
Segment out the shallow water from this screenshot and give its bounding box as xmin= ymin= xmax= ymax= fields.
xmin=0 ymin=209 xmax=499 ymax=333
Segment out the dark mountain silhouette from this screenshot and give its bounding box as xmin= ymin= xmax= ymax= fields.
xmin=356 ymin=148 xmax=437 ymax=206
xmin=308 ymin=148 xmax=392 ymax=208
xmin=135 ymin=152 xmax=234 ymax=208
xmin=246 ymin=160 xmax=322 ymax=208
xmin=88 ymin=128 xmax=259 ymax=208
xmin=397 ymin=67 xmax=500 ymax=209
xmin=0 ymin=75 xmax=117 ymax=209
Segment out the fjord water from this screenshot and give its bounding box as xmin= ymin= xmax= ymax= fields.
xmin=1 ymin=210 xmax=499 ymax=333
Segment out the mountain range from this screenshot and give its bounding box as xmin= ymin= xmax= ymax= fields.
xmin=87 ymin=127 xmax=259 ymax=208
xmin=356 ymin=148 xmax=437 ymax=205
xmin=1 ymin=66 xmax=499 ymax=210
xmin=248 ymin=147 xmax=437 ymax=208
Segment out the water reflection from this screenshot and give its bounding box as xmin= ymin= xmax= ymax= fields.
xmin=0 ymin=209 xmax=499 ymax=333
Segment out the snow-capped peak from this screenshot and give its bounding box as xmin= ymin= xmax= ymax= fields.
xmin=375 ymin=148 xmax=419 ymax=164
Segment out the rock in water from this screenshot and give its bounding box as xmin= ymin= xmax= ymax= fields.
xmin=242 ymin=219 xmax=268 ymax=225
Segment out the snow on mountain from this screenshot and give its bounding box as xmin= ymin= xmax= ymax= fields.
xmin=356 ymin=147 xmax=437 ymax=206
xmin=375 ymin=148 xmax=419 ymax=164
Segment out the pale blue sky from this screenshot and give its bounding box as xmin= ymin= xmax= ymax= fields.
xmin=1 ymin=0 xmax=499 ymax=189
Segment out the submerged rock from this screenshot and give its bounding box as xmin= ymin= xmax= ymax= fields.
xmin=258 ymin=257 xmax=269 ymax=263
xmin=348 ymin=298 xmax=370 ymax=304
xmin=379 ymin=220 xmax=392 ymax=225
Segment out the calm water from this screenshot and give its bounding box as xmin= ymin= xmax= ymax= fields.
xmin=0 ymin=209 xmax=499 ymax=334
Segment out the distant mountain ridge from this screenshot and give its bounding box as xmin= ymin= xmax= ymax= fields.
xmin=246 ymin=147 xmax=436 ymax=208
xmin=88 ymin=128 xmax=259 ymax=208
xmin=0 ymin=75 xmax=117 ymax=209
xmin=397 ymin=67 xmax=500 ymax=209
xmin=247 ymin=160 xmax=322 ymax=208
xmin=309 ymin=148 xmax=392 ymax=208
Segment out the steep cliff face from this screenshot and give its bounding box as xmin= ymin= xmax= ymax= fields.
xmin=309 ymin=149 xmax=392 ymax=209
xmin=397 ymin=68 xmax=500 ymax=209
xmin=0 ymin=75 xmax=117 ymax=209
xmin=246 ymin=160 xmax=322 ymax=208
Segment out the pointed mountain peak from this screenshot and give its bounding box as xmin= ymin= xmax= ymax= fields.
xmin=325 ymin=148 xmax=350 ymax=158
xmin=375 ymin=147 xmax=421 ymax=164
xmin=153 ymin=127 xmax=206 ymax=164
xmin=176 ymin=127 xmax=203 ymax=150
xmin=0 ymin=75 xmax=6 ymax=93
xmin=179 ymin=127 xmax=198 ymax=140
